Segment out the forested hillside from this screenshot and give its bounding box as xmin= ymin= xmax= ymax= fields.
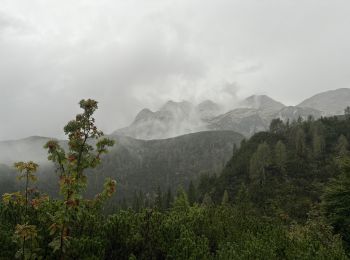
xmin=93 ymin=131 xmax=242 ymax=201
xmin=1 ymin=100 xmax=350 ymax=259
xmin=0 ymin=131 xmax=243 ymax=203
xmin=206 ymin=116 xmax=350 ymax=220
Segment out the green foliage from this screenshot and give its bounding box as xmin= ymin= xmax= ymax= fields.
xmin=96 ymin=130 xmax=243 ymax=202
xmin=221 ymin=190 xmax=229 ymax=206
xmin=286 ymin=214 xmax=348 ymax=259
xmin=211 ymin=115 xmax=350 ymax=221
xmin=1 ymin=104 xmax=350 ymax=259
xmin=165 ymin=187 xmax=173 ymax=209
xmin=173 ymin=188 xmax=190 ymax=212
xmin=249 ymin=142 xmax=272 ymax=186
xmin=274 ymin=140 xmax=287 ymax=173
xmin=13 ymin=223 xmax=39 ymax=260
xmin=345 ymin=106 xmax=350 ymax=119
xmin=1 ymin=161 xmax=46 ymax=259
xmin=42 ymin=99 xmax=116 ymax=258
xmin=187 ymin=181 xmax=197 ymax=206
xmin=322 ymin=157 xmax=350 ymax=245
xmin=270 ymin=118 xmax=285 ymax=134
xmin=155 ymin=186 xmax=163 ymax=210
xmin=1 ymin=99 xmax=116 ymax=259
xmin=295 ymin=127 xmax=307 ymax=158
xmin=201 ymin=193 xmax=214 ymax=207
xmin=168 ymin=226 xmax=210 ymax=260
xmin=336 ymin=135 xmax=349 ymax=157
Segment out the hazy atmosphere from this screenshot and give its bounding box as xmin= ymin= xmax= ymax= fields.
xmin=2 ymin=2 xmax=350 ymax=259
xmin=1 ymin=0 xmax=350 ymax=140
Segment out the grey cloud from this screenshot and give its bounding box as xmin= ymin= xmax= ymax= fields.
xmin=0 ymin=0 xmax=350 ymax=140
xmin=0 ymin=11 xmax=22 ymax=33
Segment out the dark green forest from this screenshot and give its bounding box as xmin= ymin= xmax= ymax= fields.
xmin=1 ymin=100 xmax=350 ymax=259
xmin=0 ymin=131 xmax=243 ymax=205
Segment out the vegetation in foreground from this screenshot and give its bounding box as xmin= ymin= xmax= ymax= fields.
xmin=1 ymin=101 xmax=350 ymax=259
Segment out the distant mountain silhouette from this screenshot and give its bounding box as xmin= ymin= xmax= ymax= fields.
xmin=114 ymin=88 xmax=350 ymax=138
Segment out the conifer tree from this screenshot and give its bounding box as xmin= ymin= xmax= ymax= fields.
xmin=269 ymin=118 xmax=284 ymax=134
xmin=275 ymin=140 xmax=287 ymax=174
xmin=233 ymin=143 xmax=238 ymax=156
xmin=187 ymin=181 xmax=197 ymax=206
xmin=345 ymin=106 xmax=350 ymax=119
xmin=221 ymin=190 xmax=229 ymax=205
xmin=295 ymin=128 xmax=306 ymax=158
xmin=164 ymin=187 xmax=173 ymax=209
xmin=249 ymin=142 xmax=272 ymax=186
xmin=201 ymin=193 xmax=213 ymax=207
xmin=235 ymin=184 xmax=252 ymax=216
xmin=336 ymin=135 xmax=349 ymax=157
xmin=155 ymin=186 xmax=163 ymax=210
xmin=173 ymin=188 xmax=190 ymax=211
xmin=313 ymin=132 xmax=325 ymax=158
xmin=132 ymin=191 xmax=141 ymax=212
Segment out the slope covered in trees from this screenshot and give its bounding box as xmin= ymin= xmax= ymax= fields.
xmin=206 ymin=117 xmax=349 ymax=218
xmin=0 ymin=131 xmax=243 ymax=203
xmin=1 ymin=100 xmax=350 ymax=259
xmin=93 ymin=131 xmax=243 ymax=202
xmin=194 ymin=115 xmax=350 ymax=251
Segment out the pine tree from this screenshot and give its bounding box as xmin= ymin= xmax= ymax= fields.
xmin=295 ymin=128 xmax=306 ymax=158
xmin=345 ymin=106 xmax=350 ymax=119
xmin=249 ymin=142 xmax=272 ymax=186
xmin=235 ymin=184 xmax=252 ymax=216
xmin=187 ymin=181 xmax=197 ymax=206
xmin=173 ymin=188 xmax=190 ymax=211
xmin=164 ymin=187 xmax=173 ymax=209
xmin=138 ymin=191 xmax=145 ymax=209
xmin=132 ymin=191 xmax=141 ymax=212
xmin=297 ymin=116 xmax=303 ymax=124
xmin=269 ymin=118 xmax=284 ymax=134
xmin=201 ymin=193 xmax=213 ymax=207
xmin=275 ymin=140 xmax=287 ymax=173
xmin=336 ymin=135 xmax=349 ymax=157
xmin=221 ymin=190 xmax=229 ymax=205
xmin=233 ymin=143 xmax=238 ymax=156
xmin=307 ymin=115 xmax=315 ymax=122
xmin=155 ymin=186 xmax=163 ymax=210
xmin=240 ymin=139 xmax=247 ymax=148
xmin=313 ymin=133 xmax=325 ymax=158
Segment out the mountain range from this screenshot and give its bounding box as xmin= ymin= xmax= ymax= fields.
xmin=115 ymin=88 xmax=350 ymax=139
xmin=1 ymin=88 xmax=349 ymax=200
xmin=115 ymin=100 xmax=222 ymax=140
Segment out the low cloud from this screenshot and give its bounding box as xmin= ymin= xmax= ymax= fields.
xmin=0 ymin=0 xmax=350 ymax=140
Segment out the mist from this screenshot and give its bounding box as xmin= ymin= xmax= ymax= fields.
xmin=1 ymin=0 xmax=350 ymax=140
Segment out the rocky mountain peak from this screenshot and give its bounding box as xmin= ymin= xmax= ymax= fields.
xmin=114 ymin=88 xmax=348 ymax=139
xmin=134 ymin=108 xmax=154 ymax=123
xmin=298 ymin=88 xmax=350 ymax=115
xmin=241 ymin=95 xmax=285 ymax=111
xmin=160 ymin=100 xmax=193 ymax=113
xmin=196 ymin=100 xmax=222 ymax=121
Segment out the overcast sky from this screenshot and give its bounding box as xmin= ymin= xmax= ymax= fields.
xmin=0 ymin=0 xmax=350 ymax=140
